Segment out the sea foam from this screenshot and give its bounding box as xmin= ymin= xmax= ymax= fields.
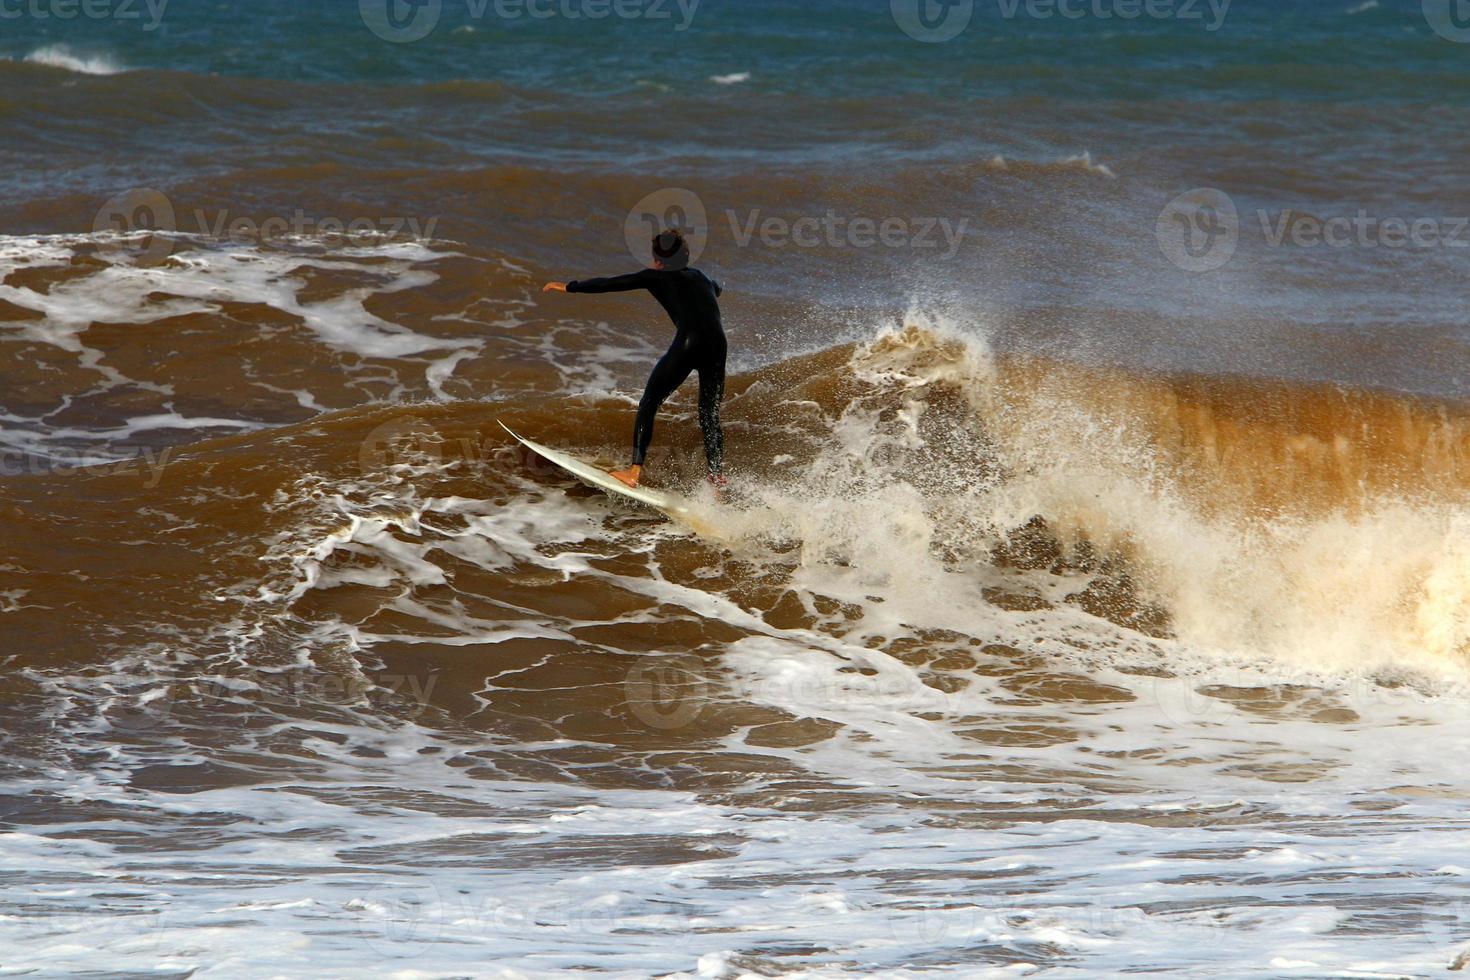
xmin=21 ymin=44 xmax=126 ymax=76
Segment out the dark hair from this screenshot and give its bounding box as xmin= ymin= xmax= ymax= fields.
xmin=651 ymin=228 xmax=690 ymax=269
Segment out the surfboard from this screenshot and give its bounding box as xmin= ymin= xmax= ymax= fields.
xmin=500 ymin=422 xmax=719 ymax=538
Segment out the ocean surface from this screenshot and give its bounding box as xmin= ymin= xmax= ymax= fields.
xmin=5 ymin=0 xmax=1470 ymax=975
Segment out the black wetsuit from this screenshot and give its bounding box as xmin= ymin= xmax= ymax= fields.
xmin=567 ymin=267 xmax=726 ymax=476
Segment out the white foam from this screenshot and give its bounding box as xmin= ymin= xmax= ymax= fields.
xmin=0 ymin=233 xmax=479 ymax=462
xmin=7 ymin=626 xmax=1469 ymax=978
xmin=0 ymin=234 xmax=473 ymax=362
xmin=10 ymin=306 xmax=1470 ymax=977
xmin=21 ymin=44 xmax=126 ymax=76
xmin=1057 ymin=150 xmax=1117 ymax=178
xmin=765 ymin=311 xmax=1470 ymax=679
xmin=425 ymin=348 xmax=478 ymax=400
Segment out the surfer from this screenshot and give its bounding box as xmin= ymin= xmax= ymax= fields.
xmin=543 ymin=229 xmax=726 ymax=490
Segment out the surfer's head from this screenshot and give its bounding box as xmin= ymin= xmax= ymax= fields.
xmin=651 ymin=228 xmax=690 ymax=270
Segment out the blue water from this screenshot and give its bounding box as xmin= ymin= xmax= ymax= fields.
xmin=3 ymin=0 xmax=1466 ymax=99
xmin=3 ymin=0 xmax=1469 ymax=393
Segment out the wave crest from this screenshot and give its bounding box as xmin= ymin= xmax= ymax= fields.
xmin=20 ymin=44 xmax=126 ymax=76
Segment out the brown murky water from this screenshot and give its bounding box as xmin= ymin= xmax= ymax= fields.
xmin=7 ymin=10 xmax=1470 ymax=972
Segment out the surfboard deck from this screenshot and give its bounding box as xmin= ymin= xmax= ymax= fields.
xmin=500 ymin=422 xmax=719 ymax=538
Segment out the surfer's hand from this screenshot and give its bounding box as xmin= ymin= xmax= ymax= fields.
xmin=542 ymin=282 xmax=567 ymax=293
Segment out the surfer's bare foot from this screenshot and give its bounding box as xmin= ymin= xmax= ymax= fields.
xmin=708 ymin=472 xmax=728 ymax=501
xmin=610 ymin=465 xmax=641 ymax=488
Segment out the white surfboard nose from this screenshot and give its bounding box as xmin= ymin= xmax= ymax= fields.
xmin=500 ymin=420 xmax=721 ymax=539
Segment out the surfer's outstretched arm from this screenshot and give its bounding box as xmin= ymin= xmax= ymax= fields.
xmin=559 ymin=270 xmax=659 ymax=294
